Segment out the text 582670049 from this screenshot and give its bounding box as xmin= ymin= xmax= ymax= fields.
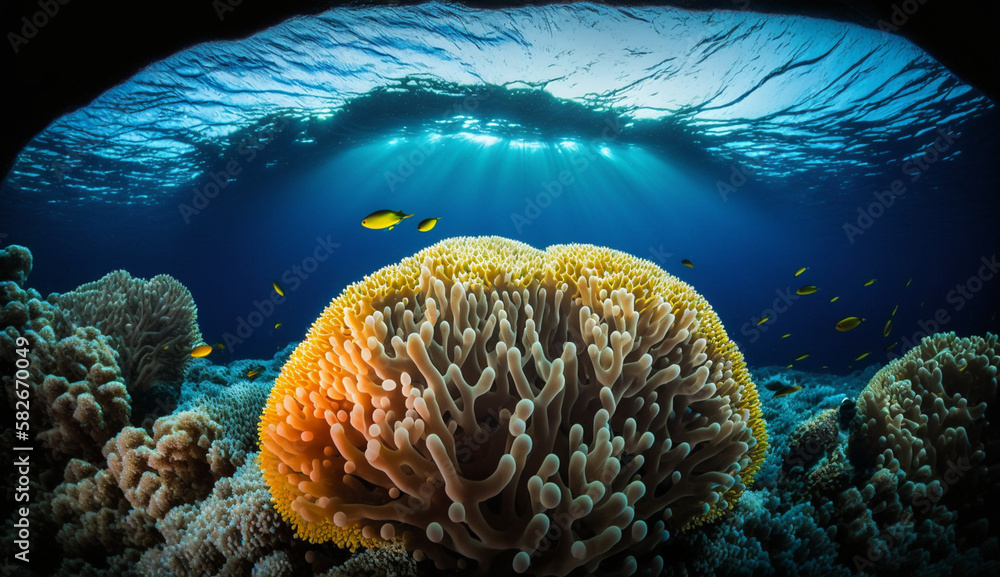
xmin=11 ymin=335 xmax=33 ymax=563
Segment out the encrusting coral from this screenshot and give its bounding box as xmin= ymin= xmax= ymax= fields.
xmin=260 ymin=236 xmax=768 ymax=576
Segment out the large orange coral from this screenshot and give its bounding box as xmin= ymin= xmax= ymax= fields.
xmin=259 ymin=236 xmax=767 ymax=575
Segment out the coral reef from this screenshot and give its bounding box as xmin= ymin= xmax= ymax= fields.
xmin=106 ymin=410 xmax=241 ymax=519
xmin=53 ymin=270 xmax=203 ymax=409
xmin=260 ymin=236 xmax=767 ymax=575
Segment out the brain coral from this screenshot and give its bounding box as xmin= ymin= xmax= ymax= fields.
xmin=259 ymin=236 xmax=767 ymax=576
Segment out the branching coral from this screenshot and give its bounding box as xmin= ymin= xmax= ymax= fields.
xmin=136 ymin=455 xmax=296 ymax=577
xmin=53 ymin=270 xmax=203 ymax=399
xmin=107 ymin=411 xmax=240 ymax=519
xmin=260 ymin=236 xmax=767 ymax=576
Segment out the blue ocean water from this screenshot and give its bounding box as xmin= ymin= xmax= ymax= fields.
xmin=1 ymin=3 xmax=997 ymax=367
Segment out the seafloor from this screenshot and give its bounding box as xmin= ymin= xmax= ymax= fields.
xmin=1 ymin=242 xmax=997 ymax=577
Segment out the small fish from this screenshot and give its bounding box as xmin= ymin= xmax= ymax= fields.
xmin=781 ymin=333 xmax=791 ymax=339
xmin=796 ymin=285 xmax=818 ymax=295
xmin=773 ymin=385 xmax=803 ymax=398
xmin=163 ymin=345 xmax=169 ymax=350
xmin=836 ymin=316 xmax=864 ymax=331
xmin=864 ymin=278 xmax=876 ymax=287
xmin=786 ymin=364 xmax=794 ymax=369
xmin=905 ymin=278 xmax=912 ymax=287
xmin=855 ymin=352 xmax=870 ymax=361
xmin=273 ymin=281 xmax=285 ymax=297
xmin=883 ymin=319 xmax=893 ymax=337
xmin=795 ymin=353 xmax=810 ymax=361
xmin=681 ymin=259 xmax=695 ymax=269
xmin=830 ymin=296 xmax=839 ymax=302
xmin=756 ymin=316 xmax=771 ymax=326
xmin=891 ymin=305 xmax=898 ymax=317
xmin=274 ymin=322 xmax=282 ymax=329
xmin=215 ymin=342 xmax=226 ymax=349
xmin=246 ymin=369 xmax=260 ymax=378
xmin=821 ymin=365 xmax=829 ymax=369
xmin=417 ymin=217 xmax=440 ymax=232
xmin=794 ymin=267 xmax=808 ymax=277
xmin=362 ymin=209 xmax=413 ymax=230
xmin=191 ymin=345 xmax=213 ymax=358
xmin=885 ymin=342 xmax=898 ymax=351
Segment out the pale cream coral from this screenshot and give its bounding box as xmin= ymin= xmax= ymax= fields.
xmin=106 ymin=411 xmax=240 ymax=519
xmin=854 ymin=332 xmax=998 ymax=483
xmin=260 ymin=236 xmax=767 ymax=575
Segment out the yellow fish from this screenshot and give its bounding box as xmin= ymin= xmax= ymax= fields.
xmin=885 ymin=342 xmax=898 ymax=351
xmin=795 ymin=353 xmax=810 ymax=361
xmin=836 ymin=317 xmax=864 ymax=331
xmin=272 ymin=281 xmax=285 ymax=297
xmin=274 ymin=322 xmax=282 ymax=329
xmin=362 ymin=209 xmax=413 ymax=230
xmin=891 ymin=305 xmax=898 ymax=317
xmin=786 ymin=364 xmax=794 ymax=369
xmin=417 ymin=217 xmax=440 ymax=232
xmin=191 ymin=345 xmax=212 ymax=358
xmin=681 ymin=259 xmax=695 ymax=269
xmin=215 ymin=342 xmax=225 ymax=349
xmin=773 ymin=385 xmax=803 ymax=398
xmin=821 ymin=365 xmax=829 ymax=369
xmin=794 ymin=267 xmax=808 ymax=277
xmin=855 ymin=352 xmax=870 ymax=361
xmin=756 ymin=316 xmax=771 ymax=326
xmin=864 ymin=278 xmax=876 ymax=287
xmin=905 ymin=278 xmax=912 ymax=287
xmin=883 ymin=319 xmax=893 ymax=337
xmin=782 ymin=333 xmax=791 ymax=339
xmin=796 ymin=285 xmax=818 ymax=295
xmin=830 ymin=296 xmax=839 ymax=302
xmin=246 ymin=369 xmax=260 ymax=378
xmin=163 ymin=345 xmax=169 ymax=350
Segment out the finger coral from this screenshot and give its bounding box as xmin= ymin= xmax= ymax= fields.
xmin=54 ymin=270 xmax=203 ymax=402
xmin=853 ymin=332 xmax=998 ymax=483
xmin=850 ymin=332 xmax=999 ymax=545
xmin=259 ymin=236 xmax=767 ymax=575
